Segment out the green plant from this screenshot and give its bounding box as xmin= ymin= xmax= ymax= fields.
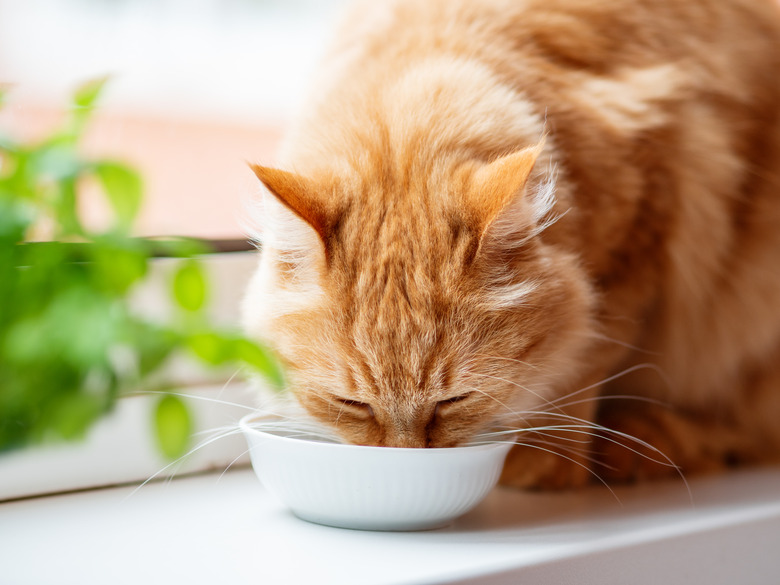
xmin=0 ymin=80 xmax=282 ymax=459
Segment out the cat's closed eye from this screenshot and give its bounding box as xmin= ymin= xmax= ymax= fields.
xmin=330 ymin=395 xmax=375 ymax=419
xmin=435 ymin=392 xmax=473 ymax=416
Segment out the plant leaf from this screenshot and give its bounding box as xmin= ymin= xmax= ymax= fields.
xmin=33 ymin=144 xmax=82 ymax=182
xmin=94 ymin=161 xmax=143 ymax=231
xmin=92 ymin=240 xmax=149 ymax=294
xmin=172 ymin=259 xmax=207 ymax=311
xmin=153 ymin=394 xmax=192 ymax=460
xmin=187 ymin=331 xmax=229 ymax=364
xmin=73 ymin=77 xmax=108 ymax=110
xmin=234 ymin=338 xmax=285 ymax=390
xmin=49 ymin=391 xmax=106 ymax=442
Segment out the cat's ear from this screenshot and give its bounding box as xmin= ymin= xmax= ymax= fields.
xmin=466 ymin=140 xmax=545 ymax=237
xmin=249 ymin=164 xmax=338 ymax=250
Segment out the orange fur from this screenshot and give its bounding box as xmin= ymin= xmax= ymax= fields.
xmin=244 ymin=0 xmax=780 ymax=487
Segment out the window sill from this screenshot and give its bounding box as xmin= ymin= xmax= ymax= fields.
xmin=0 ymin=382 xmax=254 ymax=501
xmin=2 ymin=465 xmax=779 ymax=584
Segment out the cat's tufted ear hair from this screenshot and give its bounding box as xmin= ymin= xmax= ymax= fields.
xmin=465 ymin=139 xmax=545 ymax=239
xmin=249 ymin=164 xmax=339 ymax=252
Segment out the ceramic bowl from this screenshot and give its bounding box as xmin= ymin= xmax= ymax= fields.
xmin=240 ymin=413 xmax=512 ymax=531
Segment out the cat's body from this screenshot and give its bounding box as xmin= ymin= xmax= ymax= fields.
xmin=243 ymin=0 xmax=780 ymax=487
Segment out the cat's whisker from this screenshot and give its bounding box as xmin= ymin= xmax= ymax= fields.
xmin=125 ymin=426 xmax=247 ymax=500
xmin=194 ymin=423 xmax=238 ymax=438
xmin=217 ymin=367 xmax=244 ymax=395
xmin=465 ymin=385 xmax=525 ymax=418
xmin=586 ymin=331 xmax=660 ymax=355
xmin=243 ymin=412 xmax=345 ymax=443
xmin=473 ymin=408 xmax=691 ymax=499
xmin=516 ymin=414 xmax=692 ymax=498
xmin=471 ymin=432 xmax=612 ymax=469
xmin=467 ymin=370 xmax=564 ymax=415
xmin=217 ymin=447 xmax=255 ymax=482
xmin=545 ymin=363 xmax=672 ymax=408
xmin=128 ymin=390 xmax=257 ymax=412
xmin=246 ymin=418 xmax=338 ymax=434
xmin=472 ymin=428 xmax=523 ymax=439
xmin=524 ymin=437 xmax=616 ymax=470
xmin=550 ymin=393 xmax=671 ymax=412
xmin=525 ymin=428 xmax=593 ymax=445
xmin=470 ymin=438 xmax=621 ymax=502
xmin=333 ymin=399 xmax=348 ymax=426
xmin=521 ymin=424 xmax=680 ymax=469
xmin=473 ymin=353 xmax=542 ymax=371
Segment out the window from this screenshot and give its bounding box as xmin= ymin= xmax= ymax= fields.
xmin=0 ymin=0 xmax=347 ymax=499
xmin=0 ymin=0 xmax=348 ymax=239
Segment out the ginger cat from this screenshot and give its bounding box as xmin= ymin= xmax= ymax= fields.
xmin=243 ymin=0 xmax=780 ymax=488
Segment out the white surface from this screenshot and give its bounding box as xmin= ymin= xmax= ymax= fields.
xmin=2 ymin=466 xmax=779 ymax=584
xmin=241 ymin=414 xmax=512 ymax=530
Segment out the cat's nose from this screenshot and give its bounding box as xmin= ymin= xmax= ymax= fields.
xmin=384 ymin=431 xmax=428 ymax=448
xmin=383 ymin=422 xmax=429 ymax=448
xmin=381 ymin=405 xmax=434 ymax=447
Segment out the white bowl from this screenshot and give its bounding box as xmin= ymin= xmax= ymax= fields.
xmin=240 ymin=414 xmax=513 ymax=531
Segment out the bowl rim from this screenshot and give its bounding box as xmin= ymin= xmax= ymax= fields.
xmin=239 ymin=413 xmax=514 ymax=455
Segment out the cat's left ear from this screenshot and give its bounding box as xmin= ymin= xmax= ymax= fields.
xmin=465 ymin=140 xmax=545 ymax=238
xmin=249 ymin=164 xmax=339 ymax=251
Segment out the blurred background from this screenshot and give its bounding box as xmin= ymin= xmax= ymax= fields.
xmin=0 ymin=0 xmax=348 ymax=239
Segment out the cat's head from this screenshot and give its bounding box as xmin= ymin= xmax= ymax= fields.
xmin=243 ymin=143 xmax=594 ymax=447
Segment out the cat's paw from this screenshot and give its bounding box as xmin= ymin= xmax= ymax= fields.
xmin=499 ymin=442 xmax=592 ymax=490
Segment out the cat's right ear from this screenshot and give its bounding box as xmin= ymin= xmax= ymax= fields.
xmin=465 ymin=140 xmax=545 ymax=239
xmin=249 ymin=164 xmax=339 ymax=253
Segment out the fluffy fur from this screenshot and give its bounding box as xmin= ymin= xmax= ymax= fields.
xmin=243 ymin=0 xmax=780 ymax=488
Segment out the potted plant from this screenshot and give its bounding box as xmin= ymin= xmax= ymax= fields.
xmin=0 ymin=79 xmax=281 ymax=461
